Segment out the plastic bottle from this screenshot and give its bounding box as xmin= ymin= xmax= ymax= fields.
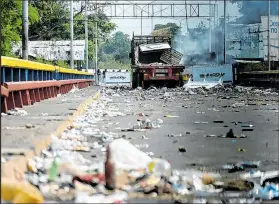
xmin=105 ymin=146 xmax=116 ymax=190
xmin=48 ymin=157 xmax=58 ymax=182
xmin=148 ymin=159 xmax=171 ymax=177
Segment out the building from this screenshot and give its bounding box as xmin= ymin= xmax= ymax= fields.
xmin=227 ymin=15 xmax=279 ymax=61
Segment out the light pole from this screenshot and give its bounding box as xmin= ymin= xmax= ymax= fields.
xmin=223 ymin=0 xmax=226 ymax=64
xmin=95 ymin=22 xmax=98 ymax=85
xmin=85 ymin=0 xmax=88 ymax=72
xmin=22 ymin=0 xmax=29 ymax=60
xmin=70 ymin=0 xmax=74 ymax=69
xmin=141 ymin=10 xmax=143 ymax=35
xmin=216 ymin=3 xmax=219 ymax=64
xmin=268 ymin=0 xmax=271 ymax=71
xmin=209 ymin=0 xmax=212 ymax=53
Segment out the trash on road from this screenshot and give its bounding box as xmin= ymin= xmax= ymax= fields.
xmin=164 ymin=115 xmax=180 ymax=118
xmin=7 ymin=108 xmax=28 ymax=116
xmin=213 ymin=120 xmax=224 ymax=123
xmin=195 ymin=121 xmax=208 ymax=124
xmin=1 ymin=178 xmax=44 ymax=203
xmin=250 ymin=183 xmax=279 ymax=200
xmin=106 ymin=138 xmax=152 ymax=170
xmin=241 ymin=124 xmax=254 ymax=128
xmin=2 ymin=86 xmax=279 ymax=203
xmin=205 ymin=129 xmax=247 ymax=139
xmin=178 ymin=147 xmax=186 ymax=152
xmin=242 ymin=129 xmax=254 ymax=132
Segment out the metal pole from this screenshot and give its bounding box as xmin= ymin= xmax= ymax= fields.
xmin=209 ymin=0 xmax=212 ymax=53
xmin=141 ymin=10 xmax=143 ymax=35
xmin=223 ymin=0 xmax=226 ymax=64
xmin=95 ymin=21 xmax=98 ymax=84
xmin=22 ymin=0 xmax=28 ymax=60
xmin=268 ymin=0 xmax=271 ymax=71
xmin=216 ymin=3 xmax=219 ymax=64
xmin=151 ymin=17 xmax=153 ymax=33
xmin=85 ymin=0 xmax=88 ymax=72
xmin=70 ymin=0 xmax=74 ymax=69
xmin=213 ymin=3 xmax=216 ymax=56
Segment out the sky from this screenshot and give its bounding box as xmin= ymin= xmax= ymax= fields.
xmin=104 ymin=0 xmax=240 ymax=37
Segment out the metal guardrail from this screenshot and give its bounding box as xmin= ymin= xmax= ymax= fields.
xmin=1 ymin=56 xmax=93 ymax=83
xmin=235 ymin=69 xmax=279 ymax=88
xmin=1 ymin=57 xmax=94 ymax=113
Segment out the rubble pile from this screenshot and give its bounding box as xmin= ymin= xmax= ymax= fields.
xmin=1 ymin=85 xmax=279 ymax=203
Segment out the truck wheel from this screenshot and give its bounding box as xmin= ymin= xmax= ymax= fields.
xmin=132 ymin=72 xmax=138 ymax=88
xmin=178 ymin=79 xmax=183 ymax=87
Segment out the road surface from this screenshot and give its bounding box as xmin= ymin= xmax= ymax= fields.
xmin=1 ymin=85 xmax=279 ymax=203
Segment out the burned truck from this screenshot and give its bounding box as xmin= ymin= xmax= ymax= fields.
xmin=130 ymin=35 xmax=185 ymax=88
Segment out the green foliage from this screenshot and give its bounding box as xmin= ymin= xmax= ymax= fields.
xmin=29 ymin=0 xmax=70 ymax=40
xmin=153 ymin=23 xmax=181 ymax=37
xmin=99 ymin=59 xmax=130 ymax=70
xmin=102 ymin=31 xmax=131 ymax=64
xmin=56 ymin=60 xmax=70 ymax=68
xmin=1 ymin=0 xmax=130 ymax=70
xmin=1 ymin=0 xmax=39 ymax=55
xmin=31 ymin=57 xmax=53 ymax=66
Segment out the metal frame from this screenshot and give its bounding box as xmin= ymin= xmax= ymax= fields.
xmin=87 ymin=2 xmax=215 ymax=18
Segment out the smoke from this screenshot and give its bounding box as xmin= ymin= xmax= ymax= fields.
xmin=174 ymin=21 xmax=221 ymax=66
xmin=231 ymin=1 xmax=279 ymax=24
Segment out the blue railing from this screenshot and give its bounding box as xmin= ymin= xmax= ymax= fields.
xmin=1 ymin=56 xmax=93 ymax=83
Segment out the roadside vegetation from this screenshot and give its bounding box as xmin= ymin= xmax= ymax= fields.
xmin=1 ymin=0 xmax=131 ymax=70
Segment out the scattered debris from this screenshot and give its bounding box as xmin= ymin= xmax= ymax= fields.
xmin=178 ymin=147 xmax=186 ymax=152
xmin=25 ymin=124 xmax=35 ymax=129
xmin=2 ymin=85 xmax=279 ymax=203
xmin=164 ymin=115 xmax=180 ymax=118
xmin=7 ymin=108 xmax=28 ymax=116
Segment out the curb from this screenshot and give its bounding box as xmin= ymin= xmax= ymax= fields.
xmin=1 ymin=90 xmax=101 ymax=181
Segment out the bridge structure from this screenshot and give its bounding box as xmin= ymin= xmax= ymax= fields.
xmin=1 ymin=56 xmax=93 ymax=113
xmin=87 ymin=1 xmax=216 ymax=19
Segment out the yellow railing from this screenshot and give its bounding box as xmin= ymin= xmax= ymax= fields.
xmin=1 ymin=56 xmax=55 ymax=71
xmin=57 ymin=67 xmax=92 ymax=75
xmin=1 ymin=56 xmax=93 ymax=76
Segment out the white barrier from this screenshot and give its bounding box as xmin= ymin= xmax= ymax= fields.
xmin=191 ymin=64 xmax=233 ymax=83
xmin=104 ymin=71 xmax=131 ymax=86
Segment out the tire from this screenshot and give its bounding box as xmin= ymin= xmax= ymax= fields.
xmin=132 ymin=72 xmax=138 ymax=88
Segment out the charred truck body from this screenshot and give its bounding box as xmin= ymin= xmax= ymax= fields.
xmin=130 ymin=35 xmax=185 ymax=88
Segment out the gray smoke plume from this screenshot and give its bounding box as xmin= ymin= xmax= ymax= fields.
xmin=231 ymin=0 xmax=279 ymax=24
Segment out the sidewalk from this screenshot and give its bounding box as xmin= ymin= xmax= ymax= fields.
xmin=1 ymin=86 xmax=99 ymax=155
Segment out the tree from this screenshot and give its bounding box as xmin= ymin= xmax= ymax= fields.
xmin=29 ymin=1 xmax=116 ymax=41
xmin=1 ymin=0 xmax=39 ymax=56
xmin=231 ymin=0 xmax=279 ymax=24
xmin=102 ymin=31 xmax=131 ymax=64
xmin=28 ymin=0 xmax=116 ymax=64
xmin=152 ymin=23 xmax=181 ymax=37
xmin=29 ymin=0 xmax=70 ymax=40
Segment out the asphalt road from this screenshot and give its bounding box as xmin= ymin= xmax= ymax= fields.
xmin=1 ymin=85 xmax=278 ymax=203
xmin=96 ymin=86 xmax=279 ymax=173
xmin=1 ymin=87 xmax=98 ymax=151
xmin=84 ymin=86 xmax=278 ymax=203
